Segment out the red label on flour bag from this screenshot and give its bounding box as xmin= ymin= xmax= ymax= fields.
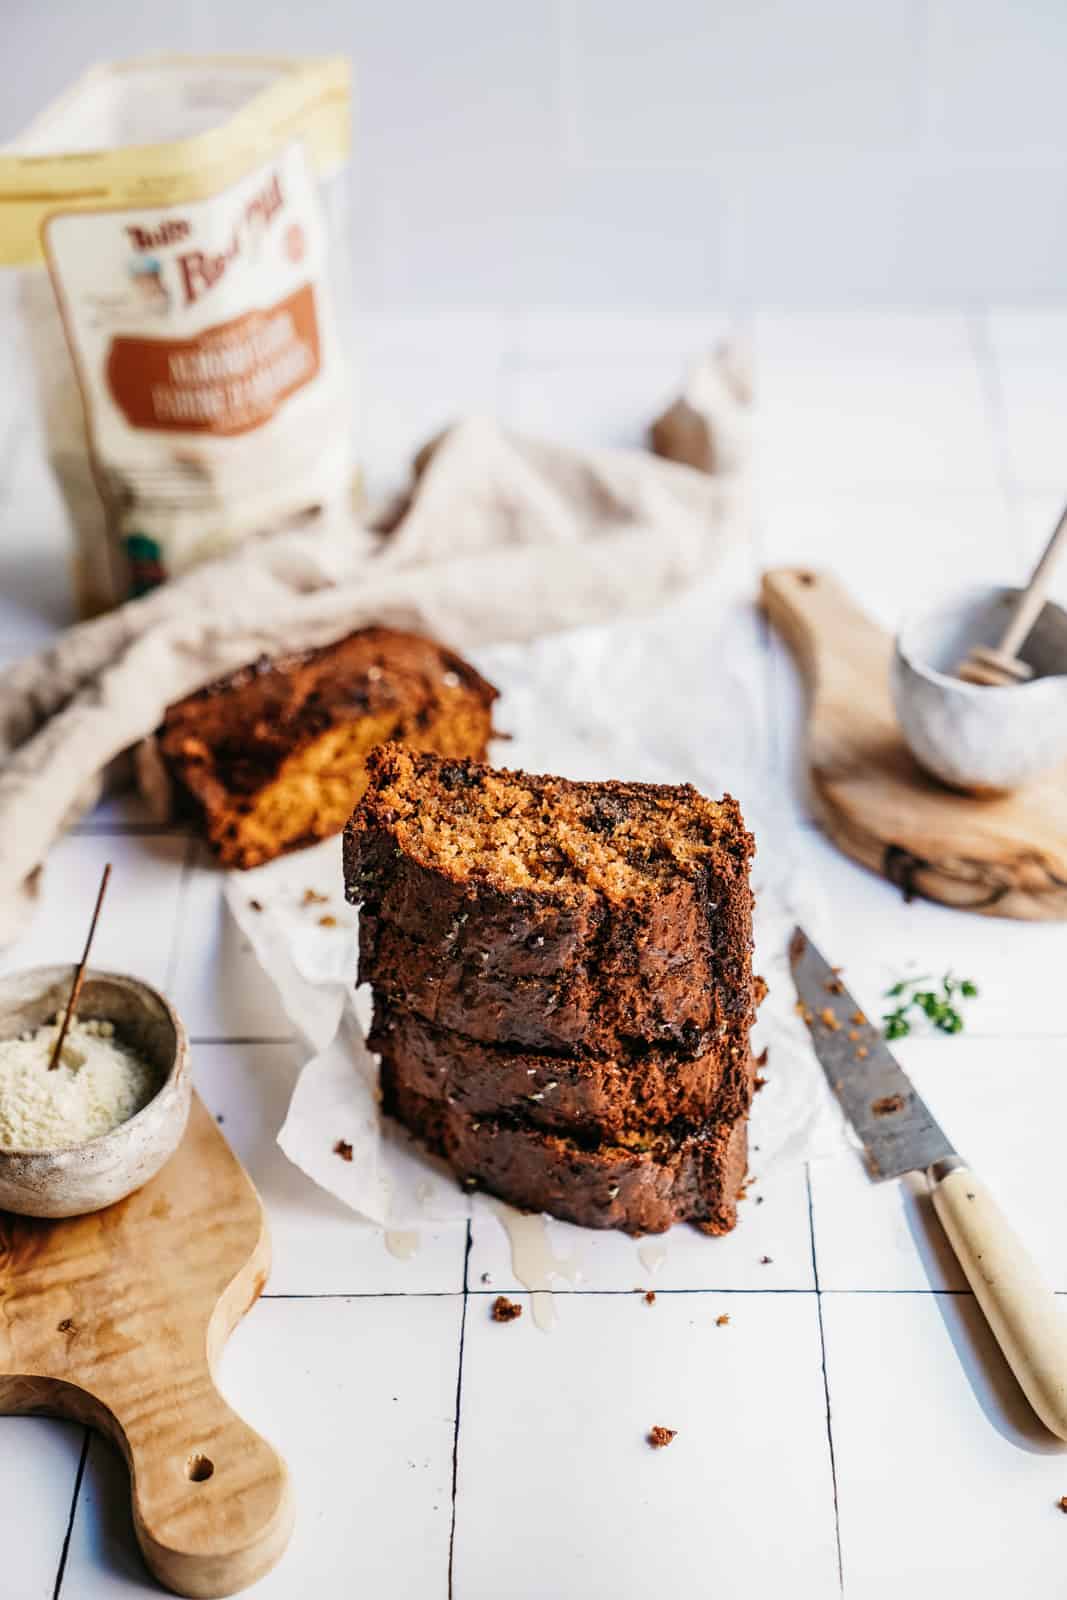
xmin=106 ymin=285 xmax=322 ymax=436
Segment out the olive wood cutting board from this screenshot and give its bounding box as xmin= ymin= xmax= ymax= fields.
xmin=763 ymin=566 xmax=1067 ymax=920
xmin=0 ymin=1093 xmax=292 ymax=1598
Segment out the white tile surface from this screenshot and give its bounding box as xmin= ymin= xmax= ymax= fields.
xmin=754 ymin=328 xmax=1000 ymax=492
xmin=0 ymin=830 xmax=189 ymax=994
xmin=926 ymin=0 xmax=1067 ymax=156
xmin=773 ymin=824 xmax=1067 ymax=1040
xmin=467 ymin=1089 xmax=816 ymax=1295
xmin=191 ymin=1043 xmax=468 ymax=1296
xmin=812 ymin=1036 xmax=1067 ymax=1292
xmin=511 ymin=310 xmax=732 ymax=363
xmin=61 ymin=1297 xmax=463 ymax=1597
xmin=0 ymin=1417 xmax=84 ymax=1598
xmin=6 ymin=6 xmax=1067 ymax=307
xmin=506 ymin=357 xmax=690 ymax=451
xmin=452 ymin=1290 xmax=840 ymax=1597
xmin=992 ymin=357 xmax=1067 ymax=493
xmin=568 ymin=0 xmax=925 ymax=160
xmin=824 ymin=1293 xmax=1067 ymax=1598
xmin=0 ymin=428 xmax=76 ymax=664
xmin=169 ymin=847 xmax=294 ymax=1042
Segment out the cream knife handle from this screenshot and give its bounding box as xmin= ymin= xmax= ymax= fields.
xmin=929 ymin=1161 xmax=1067 ymax=1439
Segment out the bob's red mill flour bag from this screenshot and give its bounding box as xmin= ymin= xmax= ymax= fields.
xmin=1 ymin=55 xmax=353 ymax=613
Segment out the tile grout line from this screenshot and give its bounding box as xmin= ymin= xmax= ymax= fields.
xmin=259 ymin=1287 xmax=993 ymax=1300
xmin=163 ymin=835 xmax=198 ymax=996
xmin=447 ymin=1220 xmax=473 ymax=1600
xmin=966 ymin=309 xmax=1024 ymax=551
xmin=807 ymin=1163 xmax=844 ymax=1595
xmin=191 ymin=1036 xmax=297 ymax=1046
xmin=52 ymin=1428 xmax=90 ymax=1600
xmin=0 ymin=422 xmax=28 ymax=509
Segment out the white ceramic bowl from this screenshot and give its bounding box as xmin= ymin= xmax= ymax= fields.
xmin=892 ymin=587 xmax=1067 ymax=793
xmin=0 ymin=966 xmax=190 ymax=1218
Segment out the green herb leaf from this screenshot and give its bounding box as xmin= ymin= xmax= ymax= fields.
xmin=881 ymin=970 xmax=979 ymax=1041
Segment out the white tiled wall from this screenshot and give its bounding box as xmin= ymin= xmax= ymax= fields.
xmin=4 ymin=0 xmax=1066 ymax=309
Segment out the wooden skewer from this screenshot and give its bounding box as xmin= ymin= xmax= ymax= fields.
xmin=957 ymin=501 xmax=1067 ymax=685
xmin=48 ymin=863 xmax=112 ymax=1071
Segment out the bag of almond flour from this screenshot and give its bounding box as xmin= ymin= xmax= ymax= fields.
xmin=1 ymin=55 xmax=353 ymax=614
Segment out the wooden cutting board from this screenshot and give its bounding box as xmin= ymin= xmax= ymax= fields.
xmin=0 ymin=1094 xmax=292 ymax=1598
xmin=762 ymin=566 xmax=1067 ymax=920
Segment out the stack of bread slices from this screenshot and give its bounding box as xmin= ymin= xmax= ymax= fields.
xmin=344 ymin=744 xmax=761 ymax=1236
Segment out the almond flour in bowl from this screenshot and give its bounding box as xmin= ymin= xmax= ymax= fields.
xmin=0 ymin=1014 xmax=161 ymax=1153
xmin=0 ymin=967 xmax=190 ymax=1217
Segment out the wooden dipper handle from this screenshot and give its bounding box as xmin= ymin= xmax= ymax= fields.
xmin=995 ymin=501 xmax=1067 ymax=663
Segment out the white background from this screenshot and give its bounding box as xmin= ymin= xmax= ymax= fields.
xmin=4 ymin=0 xmax=1067 ymax=309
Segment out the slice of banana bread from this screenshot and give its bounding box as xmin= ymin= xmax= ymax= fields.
xmin=344 ymin=745 xmax=755 ymax=1051
xmin=359 ymin=913 xmax=720 ymax=1054
xmin=155 ymin=630 xmax=498 ymax=869
xmin=368 ymin=997 xmax=754 ymax=1142
xmin=382 ymin=1071 xmax=751 ymax=1237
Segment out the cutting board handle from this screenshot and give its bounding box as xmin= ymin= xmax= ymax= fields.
xmin=761 ymin=566 xmax=888 ymax=697
xmin=118 ymin=1353 xmax=294 ymax=1600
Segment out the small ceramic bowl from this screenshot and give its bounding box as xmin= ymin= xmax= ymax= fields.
xmin=892 ymin=586 xmax=1067 ymax=793
xmin=0 ymin=966 xmax=190 ymax=1218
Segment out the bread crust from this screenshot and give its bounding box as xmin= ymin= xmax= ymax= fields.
xmin=157 ymin=629 xmax=497 ymax=868
xmin=345 ymin=747 xmax=755 ymax=1051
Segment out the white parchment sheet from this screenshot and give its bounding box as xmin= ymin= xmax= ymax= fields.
xmin=226 ymin=570 xmax=850 ymax=1226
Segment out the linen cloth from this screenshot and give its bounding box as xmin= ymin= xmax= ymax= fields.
xmin=0 ymin=358 xmax=748 ymax=945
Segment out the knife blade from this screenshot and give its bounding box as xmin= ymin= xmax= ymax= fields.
xmin=788 ymin=925 xmax=955 ymax=1180
xmin=789 ymin=921 xmax=1067 ymax=1442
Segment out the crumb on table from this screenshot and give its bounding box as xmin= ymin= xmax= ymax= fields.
xmin=491 ymin=1295 xmax=522 ymax=1323
xmin=318 ymin=914 xmax=338 ymax=927
xmin=715 ymin=1313 xmax=730 ymax=1327
xmin=760 ymin=1255 xmax=773 ymax=1265
xmin=249 ymin=899 xmax=264 ymax=913
xmin=644 ymin=1290 xmax=656 ymax=1305
xmin=303 ymin=888 xmax=329 ymax=906
xmin=819 ymin=1007 xmax=841 ymax=1031
xmin=648 ymin=1426 xmax=677 ymax=1449
xmin=333 ymin=1139 xmax=353 ymax=1162
xmin=1058 ymin=1496 xmax=1067 ymax=1513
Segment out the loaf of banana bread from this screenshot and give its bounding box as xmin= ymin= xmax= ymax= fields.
xmin=348 ymin=745 xmax=758 ymax=1236
xmin=382 ymin=1070 xmax=751 ymax=1236
xmin=368 ymin=997 xmax=754 ymax=1142
xmin=155 ymin=630 xmax=498 ymax=868
xmin=344 ymin=745 xmax=755 ymax=1049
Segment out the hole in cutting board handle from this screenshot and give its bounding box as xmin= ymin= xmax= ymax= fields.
xmin=186 ymin=1454 xmax=214 ymax=1482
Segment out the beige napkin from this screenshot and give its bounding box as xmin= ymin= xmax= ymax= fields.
xmin=0 ymin=382 xmax=747 ymax=945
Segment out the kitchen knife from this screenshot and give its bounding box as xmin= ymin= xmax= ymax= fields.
xmin=790 ymin=924 xmax=1067 ymax=1441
